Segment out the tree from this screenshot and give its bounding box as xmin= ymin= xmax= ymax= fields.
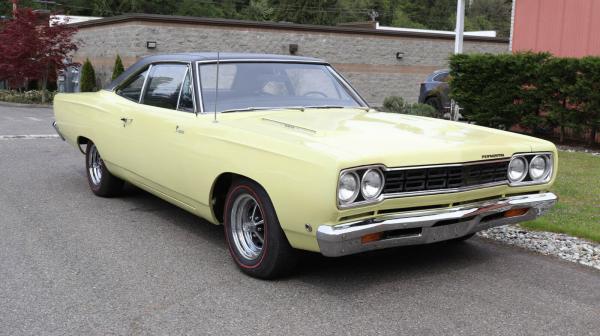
xmin=391 ymin=7 xmax=426 ymax=29
xmin=272 ymin=0 xmax=339 ymax=25
xmin=241 ymin=0 xmax=274 ymax=21
xmin=465 ymin=0 xmax=512 ymax=37
xmin=175 ymin=0 xmax=225 ymax=18
xmin=0 ymin=8 xmax=78 ymax=102
xmin=2 ymin=1 xmax=513 ymax=37
xmin=80 ymin=58 xmax=97 ymax=92
xmin=111 ymin=54 xmax=125 ymax=80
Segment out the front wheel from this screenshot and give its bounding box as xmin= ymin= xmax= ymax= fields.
xmin=85 ymin=142 xmax=124 ymax=197
xmin=224 ymin=179 xmax=297 ymax=279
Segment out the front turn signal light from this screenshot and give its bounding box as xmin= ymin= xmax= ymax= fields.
xmin=361 ymin=232 xmax=382 ymax=244
xmin=504 ymin=208 xmax=529 ymax=218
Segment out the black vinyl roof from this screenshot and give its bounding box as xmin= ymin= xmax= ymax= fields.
xmin=105 ymin=52 xmax=326 ymax=90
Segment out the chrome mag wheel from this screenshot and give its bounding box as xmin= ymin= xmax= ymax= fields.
xmin=87 ymin=144 xmax=103 ymax=186
xmin=230 ymin=194 xmax=265 ymax=260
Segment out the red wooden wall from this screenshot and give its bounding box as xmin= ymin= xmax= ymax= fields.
xmin=512 ymin=0 xmax=600 ymax=57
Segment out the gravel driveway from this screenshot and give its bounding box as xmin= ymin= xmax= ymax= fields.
xmin=1 ymin=105 xmax=599 ymax=336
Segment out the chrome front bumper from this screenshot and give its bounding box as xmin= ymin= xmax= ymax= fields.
xmin=317 ymin=192 xmax=557 ymax=257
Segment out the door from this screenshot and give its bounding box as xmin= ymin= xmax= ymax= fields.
xmin=119 ymin=63 xmax=204 ymax=208
xmin=104 ymin=66 xmax=149 ymax=170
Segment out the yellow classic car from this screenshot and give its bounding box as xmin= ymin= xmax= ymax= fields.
xmin=53 ymin=53 xmax=558 ymax=278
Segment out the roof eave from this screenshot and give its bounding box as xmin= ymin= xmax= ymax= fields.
xmin=72 ymin=13 xmax=509 ymax=43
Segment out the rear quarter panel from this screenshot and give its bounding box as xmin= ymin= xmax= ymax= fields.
xmin=53 ymin=91 xmax=124 ymax=166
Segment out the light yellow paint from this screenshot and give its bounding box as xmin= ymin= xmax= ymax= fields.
xmin=54 ymin=90 xmax=557 ymax=252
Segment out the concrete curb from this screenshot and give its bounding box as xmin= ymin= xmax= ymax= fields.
xmin=0 ymin=101 xmax=52 ymax=108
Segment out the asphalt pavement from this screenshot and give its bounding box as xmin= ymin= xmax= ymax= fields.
xmin=1 ymin=104 xmax=599 ymax=335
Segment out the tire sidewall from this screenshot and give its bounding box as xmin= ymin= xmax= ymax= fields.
xmin=85 ymin=143 xmax=103 ymax=193
xmin=223 ymin=183 xmax=271 ymax=269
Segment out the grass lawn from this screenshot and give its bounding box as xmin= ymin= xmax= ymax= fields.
xmin=521 ymin=150 xmax=600 ymax=243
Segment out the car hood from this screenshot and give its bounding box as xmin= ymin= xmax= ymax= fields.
xmin=221 ymin=108 xmax=552 ymax=167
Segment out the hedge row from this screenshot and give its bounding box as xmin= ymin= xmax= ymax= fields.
xmin=0 ymin=90 xmax=56 ymax=104
xmin=449 ymin=52 xmax=600 ymax=144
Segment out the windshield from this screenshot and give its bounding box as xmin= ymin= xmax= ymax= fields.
xmin=198 ymin=62 xmax=364 ymax=112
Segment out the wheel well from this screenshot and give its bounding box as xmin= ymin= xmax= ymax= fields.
xmin=211 ymin=172 xmax=258 ymax=223
xmin=424 ymin=95 xmax=439 ymax=102
xmin=76 ymin=136 xmax=91 ymax=154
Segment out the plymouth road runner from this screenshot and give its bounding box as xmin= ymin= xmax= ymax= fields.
xmin=53 ymin=53 xmax=558 ymax=278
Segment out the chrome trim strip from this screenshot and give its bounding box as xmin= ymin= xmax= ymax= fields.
xmin=194 ymin=60 xmax=367 ymax=114
xmin=261 ymin=118 xmax=318 ymax=133
xmin=196 ymin=59 xmax=327 ymax=64
xmin=385 ymin=158 xmax=511 ymax=170
xmin=52 ymin=121 xmax=65 ymax=141
xmin=194 ymin=61 xmax=205 ymax=113
xmin=383 ymin=180 xmax=507 ymax=198
xmin=175 ymin=64 xmax=197 ymax=113
xmin=508 ymin=152 xmax=553 ymax=186
xmin=175 ymin=66 xmax=187 ymax=110
xmin=112 ymin=60 xmax=191 ymax=93
xmin=326 ymin=65 xmax=369 ymax=107
xmin=337 ymin=160 xmax=511 ymax=209
xmin=138 ymin=64 xmax=153 ymax=104
xmin=318 ymin=192 xmax=558 ymax=257
xmin=507 ymin=155 xmax=528 ymax=183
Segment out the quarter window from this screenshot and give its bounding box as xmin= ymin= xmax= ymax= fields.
xmin=177 ymin=69 xmax=195 ymax=112
xmin=142 ymin=64 xmax=188 ymax=110
xmin=116 ymin=68 xmax=148 ymax=102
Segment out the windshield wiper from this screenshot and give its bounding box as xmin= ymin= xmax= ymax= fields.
xmin=220 ymin=106 xmax=306 ymax=114
xmin=305 ymin=105 xmax=373 ymax=110
xmin=304 ymin=105 xmax=346 ymax=109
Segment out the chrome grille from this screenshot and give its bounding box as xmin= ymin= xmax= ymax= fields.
xmin=383 ymin=160 xmax=509 ymax=195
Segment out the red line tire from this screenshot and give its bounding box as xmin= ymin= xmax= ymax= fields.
xmin=85 ymin=142 xmax=124 ymax=197
xmin=223 ymin=178 xmax=297 ymax=279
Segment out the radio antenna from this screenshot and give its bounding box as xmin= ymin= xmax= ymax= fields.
xmin=213 ymin=51 xmax=220 ymax=123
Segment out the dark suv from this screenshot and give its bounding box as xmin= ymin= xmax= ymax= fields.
xmin=418 ymin=69 xmax=450 ymax=117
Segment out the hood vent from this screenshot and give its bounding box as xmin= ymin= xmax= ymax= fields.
xmin=261 ymin=118 xmax=317 ymax=134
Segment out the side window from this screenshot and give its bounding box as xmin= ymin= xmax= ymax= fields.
xmin=116 ymin=68 xmax=148 ymax=102
xmin=142 ymin=64 xmax=188 ymax=110
xmin=177 ymin=69 xmax=195 ymax=112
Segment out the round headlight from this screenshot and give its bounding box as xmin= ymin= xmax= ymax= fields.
xmin=508 ymin=156 xmax=528 ymax=183
xmin=529 ymin=155 xmax=549 ymax=181
xmin=361 ymin=169 xmax=385 ymax=200
xmin=338 ymin=171 xmax=360 ymax=204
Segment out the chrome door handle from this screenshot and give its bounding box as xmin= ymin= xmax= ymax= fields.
xmin=120 ymin=118 xmax=133 ymax=127
xmin=175 ymin=125 xmax=185 ymax=134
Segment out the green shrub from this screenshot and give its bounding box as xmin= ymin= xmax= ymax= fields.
xmin=404 ymin=103 xmax=438 ymax=117
xmin=382 ymin=96 xmax=406 ymax=113
xmin=449 ymin=52 xmax=600 ymax=144
xmin=0 ymin=90 xmax=56 ymax=104
xmin=79 ymin=58 xmax=97 ymax=92
xmin=382 ymin=96 xmax=438 ymax=118
xmin=449 ymin=52 xmax=550 ymax=129
xmin=537 ymin=57 xmax=580 ymax=142
xmin=575 ymin=57 xmax=600 ymax=144
xmin=111 ymin=55 xmax=125 ymax=81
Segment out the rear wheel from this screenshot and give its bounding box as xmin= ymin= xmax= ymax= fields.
xmin=85 ymin=142 xmax=123 ymax=197
xmin=224 ymin=178 xmax=297 ymax=279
